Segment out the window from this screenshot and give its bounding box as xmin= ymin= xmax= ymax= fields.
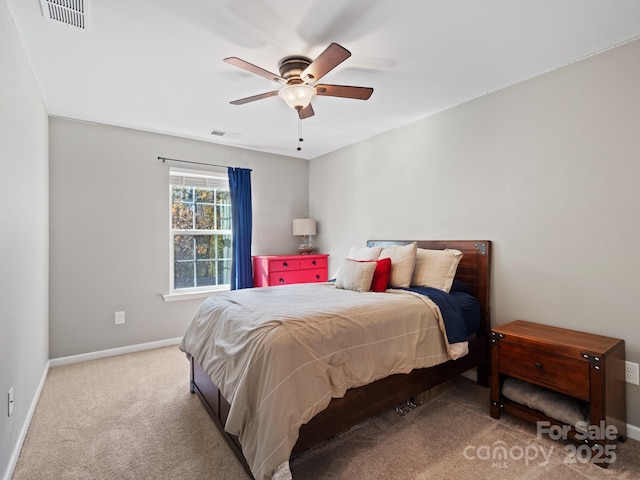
xmin=169 ymin=168 xmax=232 ymax=293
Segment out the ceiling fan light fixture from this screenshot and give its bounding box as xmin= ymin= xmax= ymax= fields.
xmin=278 ymin=84 xmax=316 ymax=110
xmin=226 ymin=43 xmax=371 ymax=121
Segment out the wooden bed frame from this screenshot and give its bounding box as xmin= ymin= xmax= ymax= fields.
xmin=188 ymin=240 xmax=492 ymax=477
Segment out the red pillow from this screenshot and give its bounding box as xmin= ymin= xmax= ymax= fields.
xmin=369 ymin=257 xmax=392 ymax=292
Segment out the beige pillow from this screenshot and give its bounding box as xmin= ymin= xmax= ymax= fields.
xmin=335 ymin=258 xmax=376 ymax=292
xmin=379 ymin=242 xmax=417 ymax=288
xmin=411 ymin=248 xmax=463 ymax=292
xmin=347 ymin=245 xmax=382 ymax=261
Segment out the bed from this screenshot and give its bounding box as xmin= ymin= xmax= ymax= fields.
xmin=181 ymin=240 xmax=491 ymax=480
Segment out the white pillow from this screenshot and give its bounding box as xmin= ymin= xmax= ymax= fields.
xmin=330 ymin=245 xmax=383 ymax=280
xmin=379 ymin=242 xmax=417 ymax=288
xmin=411 ymin=248 xmax=463 ymax=292
xmin=347 ymin=245 xmax=382 ymax=261
xmin=335 ymin=258 xmax=376 ymax=292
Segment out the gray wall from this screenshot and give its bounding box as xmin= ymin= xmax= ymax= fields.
xmin=49 ymin=118 xmax=309 ymax=358
xmin=0 ymin=1 xmax=49 ymax=477
xmin=310 ymin=39 xmax=640 ymax=428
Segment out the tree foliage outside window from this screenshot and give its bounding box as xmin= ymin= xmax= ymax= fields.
xmin=171 ymin=181 xmax=232 ymax=290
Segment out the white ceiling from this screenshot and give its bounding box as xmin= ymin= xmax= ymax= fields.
xmin=7 ymin=0 xmax=640 ymax=160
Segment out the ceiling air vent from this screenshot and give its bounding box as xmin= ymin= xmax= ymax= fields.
xmin=210 ymin=129 xmax=240 ymax=139
xmin=40 ymin=0 xmax=88 ymax=30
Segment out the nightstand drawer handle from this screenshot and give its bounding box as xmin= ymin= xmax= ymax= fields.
xmin=283 ymin=262 xmax=288 ymax=268
xmin=312 ymin=260 xmax=317 ymax=265
xmin=279 ymin=278 xmax=285 ymax=284
xmin=535 ymin=362 xmax=542 ymax=369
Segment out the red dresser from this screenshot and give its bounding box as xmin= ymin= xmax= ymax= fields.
xmin=253 ymin=254 xmax=329 ymax=287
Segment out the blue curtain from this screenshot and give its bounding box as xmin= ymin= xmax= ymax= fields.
xmin=228 ymin=167 xmax=253 ymax=290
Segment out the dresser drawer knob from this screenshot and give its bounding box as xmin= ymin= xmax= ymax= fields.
xmin=279 ymin=278 xmax=285 ymax=284
xmin=535 ymin=362 xmax=542 ymax=369
xmin=312 ymin=260 xmax=316 ymax=266
xmin=315 ymin=275 xmax=320 ymax=280
xmin=283 ymin=262 xmax=288 ymax=268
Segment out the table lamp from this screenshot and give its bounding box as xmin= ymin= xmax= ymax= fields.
xmin=292 ymin=218 xmax=316 ymax=254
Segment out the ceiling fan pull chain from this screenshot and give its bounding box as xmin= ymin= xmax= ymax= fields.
xmin=297 ymin=119 xmax=304 ymax=151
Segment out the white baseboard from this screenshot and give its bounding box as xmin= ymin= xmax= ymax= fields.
xmin=49 ymin=337 xmax=183 ymax=367
xmin=627 ymin=422 xmax=640 ymax=441
xmin=2 ymin=359 xmax=50 ymax=480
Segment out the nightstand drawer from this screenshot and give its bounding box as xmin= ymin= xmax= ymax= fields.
xmin=499 ymin=343 xmax=590 ymax=400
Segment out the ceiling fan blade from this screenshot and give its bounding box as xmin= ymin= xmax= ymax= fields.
xmin=230 ymin=91 xmax=279 ymax=105
xmin=300 ymin=43 xmax=351 ymax=83
xmin=315 ymin=84 xmax=373 ymax=100
xmin=298 ymin=103 xmax=315 ymax=119
xmin=224 ymin=57 xmax=286 ymax=84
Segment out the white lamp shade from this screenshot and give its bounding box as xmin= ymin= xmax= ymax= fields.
xmin=278 ymin=85 xmax=316 ymax=110
xmin=292 ymin=218 xmax=316 ymax=236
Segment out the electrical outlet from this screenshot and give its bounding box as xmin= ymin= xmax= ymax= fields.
xmin=625 ymin=361 xmax=639 ymax=385
xmin=115 ymin=311 xmax=125 ymax=325
xmin=8 ymin=387 xmax=14 ymax=417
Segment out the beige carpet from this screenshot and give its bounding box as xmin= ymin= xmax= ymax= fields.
xmin=12 ymin=346 xmax=640 ymax=479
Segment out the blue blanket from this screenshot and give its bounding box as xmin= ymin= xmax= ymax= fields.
xmin=402 ymin=286 xmax=476 ymax=344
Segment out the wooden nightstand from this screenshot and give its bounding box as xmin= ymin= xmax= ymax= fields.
xmin=253 ymin=254 xmax=329 ymax=287
xmin=490 ymin=320 xmax=626 ymax=466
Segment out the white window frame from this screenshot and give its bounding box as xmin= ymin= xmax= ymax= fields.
xmin=163 ymin=167 xmax=231 ymax=302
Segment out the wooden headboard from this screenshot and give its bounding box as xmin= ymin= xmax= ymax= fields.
xmin=367 ymin=240 xmax=492 ymax=337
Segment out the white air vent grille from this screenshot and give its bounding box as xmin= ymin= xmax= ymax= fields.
xmin=40 ymin=0 xmax=87 ymax=30
xmin=210 ymin=129 xmax=240 ymax=139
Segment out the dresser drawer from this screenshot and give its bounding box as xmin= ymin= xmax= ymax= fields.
xmin=268 ymin=259 xmax=301 ymax=272
xmin=499 ymin=342 xmax=590 ymax=401
xmin=269 ymin=269 xmax=325 ymax=285
xmin=300 ymin=256 xmax=327 ymax=270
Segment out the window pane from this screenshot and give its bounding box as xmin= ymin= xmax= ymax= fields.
xmin=218 ymin=259 xmax=231 ymax=284
xmin=217 ymin=205 xmax=232 ymax=230
xmin=219 ymin=235 xmax=232 ymax=258
xmin=195 ymin=235 xmax=233 ymax=259
xmin=217 ymin=190 xmax=230 ymax=204
xmin=172 ymin=202 xmax=194 ymax=229
xmin=174 ymin=235 xmax=194 ymax=261
xmin=195 ymin=204 xmax=215 ymax=230
xmin=174 ymin=261 xmax=195 ymax=289
xmin=195 ymin=188 xmax=214 ymax=203
xmin=195 ymin=235 xmax=215 ymax=260
xmin=172 ymin=186 xmax=193 ymax=203
xmin=196 ymin=260 xmax=217 ymax=286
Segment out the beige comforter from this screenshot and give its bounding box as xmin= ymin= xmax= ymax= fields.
xmin=180 ymin=283 xmax=457 ymax=480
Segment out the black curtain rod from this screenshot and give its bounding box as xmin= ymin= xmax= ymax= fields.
xmin=157 ymin=156 xmax=252 ymax=171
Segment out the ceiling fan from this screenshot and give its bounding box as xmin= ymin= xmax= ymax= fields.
xmin=224 ymin=43 xmax=374 ymax=120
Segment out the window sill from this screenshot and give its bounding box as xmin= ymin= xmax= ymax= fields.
xmin=162 ymin=288 xmax=229 ymax=302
